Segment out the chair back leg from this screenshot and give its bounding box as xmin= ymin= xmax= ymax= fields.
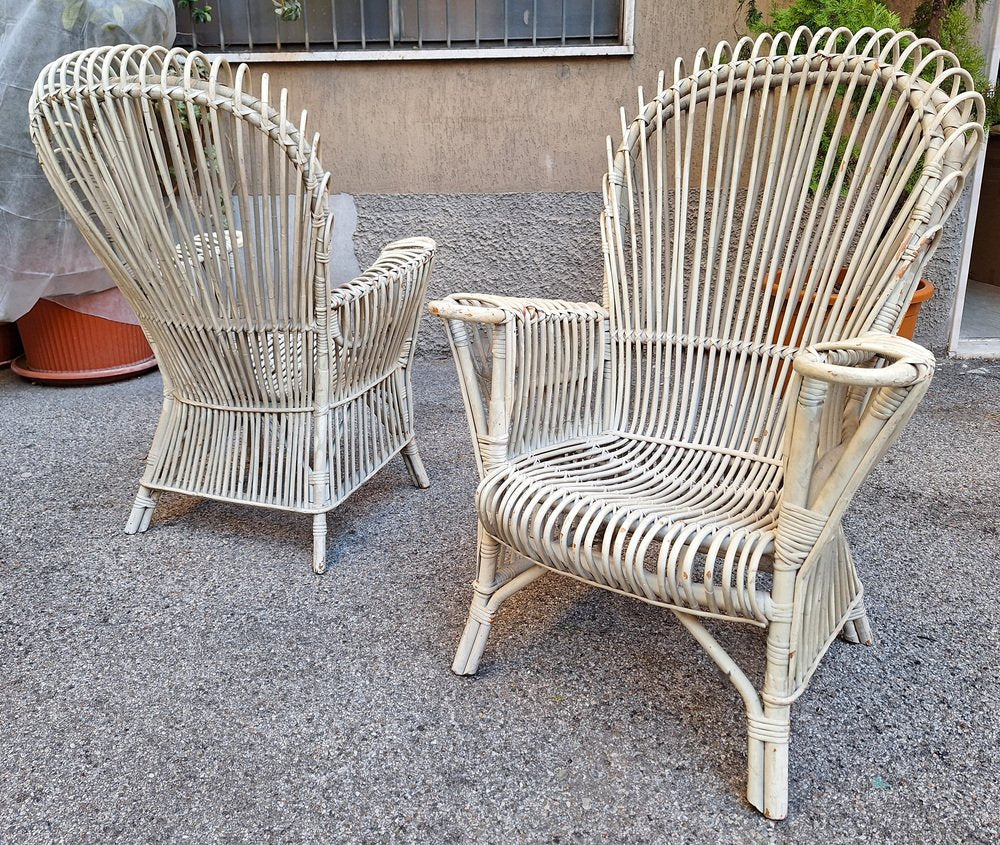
xmin=125 ymin=486 xmax=159 ymax=534
xmin=312 ymin=513 xmax=328 ymax=575
xmin=400 ymin=439 xmax=430 ymax=489
xmin=841 ymin=605 xmax=874 ymax=645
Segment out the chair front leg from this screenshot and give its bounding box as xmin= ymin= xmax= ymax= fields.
xmin=312 ymin=513 xmax=328 ymax=575
xmin=452 ymin=530 xmax=501 ymax=676
xmin=670 ymin=610 xmax=785 ymax=817
xmin=125 ymin=485 xmax=160 ymax=534
xmin=452 ymin=526 xmax=547 ymax=676
xmin=757 ymin=677 xmax=793 ymax=819
xmin=757 ymin=544 xmax=799 ymax=819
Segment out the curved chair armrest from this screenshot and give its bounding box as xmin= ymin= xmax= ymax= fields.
xmin=792 ymin=333 xmax=935 ymax=389
xmin=782 ymin=333 xmax=935 ymax=522
xmin=768 ymin=335 xmax=936 ymax=704
xmin=330 ymin=237 xmax=436 ymax=316
xmin=322 ymin=237 xmax=435 ymax=398
xmin=428 ymin=293 xmax=610 ymax=476
xmin=429 ymin=294 xmax=606 ymax=325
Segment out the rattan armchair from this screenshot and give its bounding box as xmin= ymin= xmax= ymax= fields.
xmin=431 ymin=29 xmax=982 ymax=817
xmin=30 ymin=45 xmax=435 ymax=574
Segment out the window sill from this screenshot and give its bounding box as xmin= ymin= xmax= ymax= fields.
xmin=191 ymin=44 xmax=635 ymax=63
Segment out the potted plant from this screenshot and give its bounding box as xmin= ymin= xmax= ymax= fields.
xmin=0 ymin=0 xmax=175 ymax=385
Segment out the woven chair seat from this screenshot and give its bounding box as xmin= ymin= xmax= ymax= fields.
xmin=479 ymin=433 xmax=778 ymax=621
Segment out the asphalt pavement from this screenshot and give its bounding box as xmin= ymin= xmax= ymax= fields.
xmin=1 ymin=357 xmax=998 ymax=844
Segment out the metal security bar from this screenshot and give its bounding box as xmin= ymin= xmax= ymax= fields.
xmin=174 ymin=1 xmax=634 ymax=61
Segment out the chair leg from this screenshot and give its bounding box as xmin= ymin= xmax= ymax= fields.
xmin=452 ymin=531 xmax=547 ymax=676
xmin=672 ymin=610 xmax=789 ymax=818
xmin=125 ymin=485 xmax=159 ymax=534
xmin=747 ymin=661 xmax=792 ymax=818
xmin=312 ymin=513 xmax=328 ymax=575
xmin=748 ymin=702 xmax=791 ymax=820
xmin=757 ymin=585 xmax=794 ymax=819
xmin=764 ymin=705 xmax=791 ymax=820
xmin=400 ymin=439 xmax=430 ymax=489
xmin=840 ymin=600 xmax=874 ymax=645
xmin=453 ymin=531 xmax=503 ymax=676
xmin=831 ymin=528 xmax=872 ymax=645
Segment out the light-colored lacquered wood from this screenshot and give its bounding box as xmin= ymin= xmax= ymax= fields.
xmin=30 ymin=45 xmax=435 ymax=574
xmin=430 ymin=28 xmax=982 ymax=817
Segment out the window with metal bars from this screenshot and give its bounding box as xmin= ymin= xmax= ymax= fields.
xmin=174 ymin=1 xmax=633 ymax=60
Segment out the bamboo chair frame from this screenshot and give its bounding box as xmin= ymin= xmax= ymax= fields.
xmin=431 ymin=28 xmax=983 ymax=817
xmin=30 ymin=45 xmax=436 ymax=573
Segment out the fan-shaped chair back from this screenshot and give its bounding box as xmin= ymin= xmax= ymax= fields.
xmin=602 ymin=28 xmax=982 ymax=459
xmin=30 ymin=45 xmax=331 ymax=411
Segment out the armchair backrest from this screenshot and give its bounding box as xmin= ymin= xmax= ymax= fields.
xmin=601 ymin=28 xmax=982 ymax=459
xmin=30 ymin=45 xmax=332 ymax=410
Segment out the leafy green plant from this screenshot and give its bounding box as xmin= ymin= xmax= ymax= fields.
xmin=177 ymin=0 xmax=212 ymax=24
xmin=272 ymin=0 xmax=303 ymax=21
xmin=911 ymin=0 xmax=1000 ymax=124
xmin=749 ymin=0 xmax=999 ymax=125
xmin=745 ymin=0 xmax=905 ymax=194
xmin=751 ymin=0 xmax=901 ymax=34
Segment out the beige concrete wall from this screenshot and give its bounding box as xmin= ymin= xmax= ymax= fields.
xmin=254 ymin=2 xmax=739 ymax=193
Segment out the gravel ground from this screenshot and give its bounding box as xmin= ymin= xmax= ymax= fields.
xmin=1 ymin=357 xmax=998 ymax=844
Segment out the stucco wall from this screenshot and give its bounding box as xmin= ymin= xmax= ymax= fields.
xmin=253 ymin=2 xmax=740 ymax=193
xmin=915 ymin=207 xmax=967 ymax=351
xmin=351 ymin=192 xmax=604 ymax=358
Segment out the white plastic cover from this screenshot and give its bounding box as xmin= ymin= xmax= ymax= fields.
xmin=0 ymin=0 xmax=176 ymax=322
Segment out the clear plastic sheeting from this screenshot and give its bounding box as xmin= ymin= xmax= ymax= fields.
xmin=0 ymin=0 xmax=175 ymax=322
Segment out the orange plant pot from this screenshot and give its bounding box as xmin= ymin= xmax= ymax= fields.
xmin=769 ymin=274 xmax=934 ymax=396
xmin=12 ymin=295 xmax=157 ymax=386
xmin=0 ymin=321 xmax=22 ymax=368
xmin=771 ymin=272 xmax=935 ymax=346
xmin=897 ymin=278 xmax=935 ymax=341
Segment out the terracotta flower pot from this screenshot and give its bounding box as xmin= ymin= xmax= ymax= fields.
xmin=896 ymin=278 xmax=935 ymax=341
xmin=0 ymin=321 xmax=22 ymax=368
xmin=768 ymin=272 xmax=934 ymax=396
xmin=12 ymin=293 xmax=157 ymax=386
xmin=770 ymin=270 xmax=935 ymax=346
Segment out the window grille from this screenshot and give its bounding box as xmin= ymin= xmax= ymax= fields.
xmin=174 ymin=1 xmax=633 ymax=60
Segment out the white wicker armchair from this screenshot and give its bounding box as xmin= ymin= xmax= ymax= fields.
xmin=30 ymin=45 xmax=435 ymax=574
xmin=431 ymin=29 xmax=982 ymax=818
